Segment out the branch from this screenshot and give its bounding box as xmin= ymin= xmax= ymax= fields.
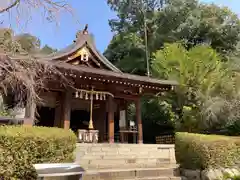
xmin=0 ymin=0 xmax=20 ymax=14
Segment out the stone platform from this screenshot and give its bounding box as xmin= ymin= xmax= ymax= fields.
xmin=75 ymin=143 xmax=181 ymax=180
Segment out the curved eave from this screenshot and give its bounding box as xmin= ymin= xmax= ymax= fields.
xmin=50 ymin=61 xmax=178 ymax=89
xmin=33 ymin=34 xmax=122 ymax=73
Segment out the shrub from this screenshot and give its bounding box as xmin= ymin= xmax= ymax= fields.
xmin=223 ymin=173 xmax=240 ymax=180
xmin=0 ymin=125 xmax=77 ymax=180
xmin=175 ymin=132 xmax=240 ymax=170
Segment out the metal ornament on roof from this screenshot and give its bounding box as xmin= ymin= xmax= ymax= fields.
xmin=68 ymin=47 xmax=89 ymax=62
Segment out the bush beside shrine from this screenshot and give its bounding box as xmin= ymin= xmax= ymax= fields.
xmin=0 ymin=125 xmax=77 ymax=179
xmin=175 ymin=132 xmax=240 ymax=170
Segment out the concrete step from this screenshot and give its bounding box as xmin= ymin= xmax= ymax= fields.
xmin=82 ymin=167 xmax=180 ymax=180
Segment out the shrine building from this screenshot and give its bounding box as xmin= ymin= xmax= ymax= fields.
xmin=20 ymin=28 xmax=178 ymax=144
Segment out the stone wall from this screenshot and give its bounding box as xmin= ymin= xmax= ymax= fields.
xmin=181 ymin=168 xmax=240 ymax=180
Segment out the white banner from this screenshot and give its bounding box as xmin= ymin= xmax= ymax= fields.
xmin=119 ymin=110 xmax=126 ymax=128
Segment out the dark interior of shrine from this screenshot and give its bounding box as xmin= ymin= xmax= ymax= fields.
xmin=70 ymin=110 xmax=90 ymax=133
xmin=36 ymin=106 xmax=55 ymax=127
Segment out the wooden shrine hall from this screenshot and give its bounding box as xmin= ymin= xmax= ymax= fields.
xmin=21 ymin=28 xmax=178 ymax=144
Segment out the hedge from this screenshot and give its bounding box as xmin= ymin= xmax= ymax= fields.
xmin=175 ymin=132 xmax=240 ymax=170
xmin=0 ymin=125 xmax=77 ymax=180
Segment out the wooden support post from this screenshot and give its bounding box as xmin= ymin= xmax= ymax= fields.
xmin=136 ymin=98 xmax=143 ymax=144
xmin=24 ymin=92 xmax=36 ymax=126
xmin=54 ymin=92 xmax=62 ymax=128
xmin=62 ymin=91 xmax=71 ymax=129
xmin=108 ymin=96 xmax=114 ymax=143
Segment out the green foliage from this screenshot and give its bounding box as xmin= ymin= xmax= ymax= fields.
xmin=106 ymin=0 xmax=240 ymax=72
xmin=0 ymin=126 xmax=77 ymax=179
xmin=40 ymin=45 xmax=57 ymax=54
xmin=0 ymin=95 xmax=14 ymax=117
xmin=0 ymin=28 xmax=57 ymax=55
xmin=152 ymin=43 xmax=229 ymax=96
xmin=104 ymin=33 xmax=146 ymax=75
xmin=105 ymin=0 xmax=240 ymax=135
xmin=14 ymin=33 xmax=41 ymax=54
xmin=175 ymin=132 xmax=240 ymax=170
xmin=225 ymin=120 xmax=240 ymax=136
xmin=151 ymin=43 xmax=233 ymax=129
xmin=222 ymin=173 xmax=240 ymax=180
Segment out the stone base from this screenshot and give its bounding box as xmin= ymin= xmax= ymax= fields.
xmin=75 ymin=143 xmax=180 ymax=180
xmin=181 ymin=168 xmax=240 ymax=180
xmin=82 ymin=167 xmax=181 ymax=180
xmin=75 ymin=143 xmax=176 ymax=170
xmin=41 ymin=175 xmax=80 ymax=180
xmin=78 ymin=129 xmax=99 ymax=143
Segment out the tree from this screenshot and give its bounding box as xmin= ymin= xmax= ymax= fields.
xmin=152 ymin=43 xmax=233 ymax=130
xmin=40 ymin=45 xmax=57 ymax=54
xmin=104 ymin=33 xmax=147 ymax=75
xmin=0 ymin=0 xmax=73 ymax=26
xmin=0 ymin=28 xmax=57 ymax=55
xmin=14 ymin=33 xmax=57 ymax=55
xmin=105 ymin=0 xmax=240 ymax=75
xmin=14 ymin=33 xmax=41 ymax=54
xmin=0 ymin=28 xmax=65 ymax=107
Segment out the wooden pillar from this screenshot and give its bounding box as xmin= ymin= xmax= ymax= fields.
xmin=108 ymin=96 xmax=114 ymax=143
xmin=62 ymin=91 xmax=71 ymax=129
xmin=24 ymin=92 xmax=36 ymax=126
xmin=54 ymin=92 xmax=62 ymax=128
xmin=136 ymin=98 xmax=143 ymax=144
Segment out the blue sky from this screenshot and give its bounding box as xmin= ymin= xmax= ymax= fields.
xmin=1 ymin=0 xmax=239 ymax=53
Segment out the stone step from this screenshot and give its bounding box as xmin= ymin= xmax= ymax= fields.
xmin=77 ymin=155 xmax=170 ymax=160
xmin=76 ymin=144 xmax=174 ymax=155
xmin=77 ymin=143 xmax=174 ymax=148
xmin=125 ymin=177 xmax=182 ymax=180
xmin=77 ymin=150 xmax=169 ymax=154
xmin=80 ymin=164 xmax=176 ymax=170
xmin=82 ymin=167 xmax=180 ymax=180
xmin=77 ymin=158 xmax=174 ymax=170
xmin=75 ymin=143 xmax=176 ymax=171
xmin=78 ymin=152 xmax=169 ymax=156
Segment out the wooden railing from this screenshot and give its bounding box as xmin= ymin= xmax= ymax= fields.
xmin=156 ymin=134 xmax=175 ymax=144
xmin=0 ymin=117 xmax=24 ymax=125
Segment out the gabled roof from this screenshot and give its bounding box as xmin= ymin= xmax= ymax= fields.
xmin=7 ymin=28 xmax=178 ymax=90
xmin=47 ymin=60 xmax=178 ymax=87
xmin=34 ymin=31 xmax=121 ymax=73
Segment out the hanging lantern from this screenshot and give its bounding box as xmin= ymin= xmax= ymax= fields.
xmin=96 ymin=93 xmax=99 ymax=100
xmin=75 ymin=91 xmax=79 ymax=98
xmin=85 ymin=92 xmax=88 ymax=100
xmin=103 ymin=94 xmax=106 ymax=100
xmin=80 ymin=91 xmax=83 ymax=99
xmin=100 ymin=93 xmax=102 ymax=100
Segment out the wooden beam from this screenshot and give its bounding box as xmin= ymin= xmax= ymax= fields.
xmin=108 ymin=96 xmax=114 ymax=143
xmin=54 ymin=92 xmax=62 ymax=128
xmin=114 ymin=93 xmax=138 ymax=101
xmin=136 ymin=98 xmax=143 ymax=144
